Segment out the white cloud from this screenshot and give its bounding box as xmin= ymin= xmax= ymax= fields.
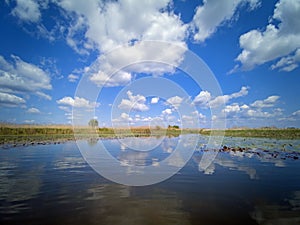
xmin=234 ymin=0 xmax=300 ymax=71
xmin=68 ymin=74 xmax=79 ymax=83
xmin=54 ymin=0 xmax=186 ymax=53
xmin=241 ymin=104 xmax=249 ymax=110
xmin=165 ymin=96 xmax=183 ymax=109
xmin=64 ymin=112 xmax=73 ymax=120
xmin=194 ymin=86 xmax=249 ymax=108
xmin=162 ymin=108 xmax=172 ymax=115
xmin=27 ymin=107 xmax=40 ymax=113
xmin=90 ymin=70 xmax=132 ymax=87
xmin=10 ymin=0 xmax=42 ymax=23
xmin=20 ymin=0 xmax=187 ymax=87
xmin=279 ymin=109 xmax=300 ymax=122
xmin=192 ymin=110 xmax=206 ymax=121
xmin=202 ymin=91 xmax=284 ymax=127
xmin=88 ymin=41 xmax=186 ymax=87
xmin=219 ymin=96 xmax=283 ymax=124
xmin=58 ymin=106 xmax=70 ymax=112
xmin=246 ymin=109 xmax=273 ymax=118
xmin=24 ymin=119 xmax=35 ymax=124
xmin=0 ymin=92 xmax=25 ymax=106
xmin=118 ymin=91 xmax=149 ymax=112
xmin=57 ymin=96 xmax=99 ymax=109
xmin=113 ymin=113 xmax=163 ymax=126
xmin=151 ymin=97 xmax=159 ymax=104
xmin=230 ymin=86 xmax=249 ymax=98
xmin=223 ymin=104 xmax=241 ymax=114
xmin=36 ymin=91 xmax=51 ymax=100
xmin=193 ymin=90 xmax=211 ymax=107
xmin=182 ymin=110 xmax=206 ymax=125
xmin=210 ymin=86 xmax=248 ymax=108
xmin=0 ymin=55 xmax=52 ymax=100
xmin=250 ymin=96 xmax=280 ymax=108
xmin=271 ymin=49 xmax=300 ymax=72
xmin=8 ymin=0 xmax=189 ymax=88
xmin=292 ymin=110 xmax=300 ymax=117
xmin=120 ymin=113 xmax=132 ymax=122
xmin=190 ymin=0 xmax=260 ymax=42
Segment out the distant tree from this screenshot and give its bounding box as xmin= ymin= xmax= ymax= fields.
xmin=168 ymin=125 xmax=180 ymax=129
xmin=155 ymin=125 xmax=162 ymax=130
xmin=88 ymin=119 xmax=98 ymax=128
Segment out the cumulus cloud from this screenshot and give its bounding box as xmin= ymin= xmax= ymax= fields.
xmin=278 ymin=109 xmax=300 ymax=122
xmin=193 ymin=90 xmax=211 ymax=107
xmin=245 ymin=108 xmax=283 ymax=118
xmin=52 ymin=0 xmax=188 ymax=84
xmin=271 ymin=49 xmax=300 ymax=72
xmin=194 ymin=88 xmax=282 ymax=126
xmin=0 ymin=55 xmax=52 ymax=103
xmin=27 ymin=107 xmax=40 ymax=113
xmin=87 ymin=41 xmax=186 ymax=87
xmin=118 ymin=91 xmax=149 ymax=112
xmin=9 ymin=0 xmax=42 ymax=23
xmin=67 ymin=74 xmax=79 ymax=83
xmin=57 ymin=96 xmax=99 ymax=109
xmin=250 ymin=96 xmax=280 ymax=108
xmin=23 ymin=119 xmax=35 ymax=124
xmin=161 ymin=108 xmax=175 ymax=124
xmin=234 ymin=0 xmax=300 ymax=71
xmin=165 ymin=96 xmax=183 ymax=109
xmin=162 ymin=108 xmax=172 ymax=115
xmin=90 ymin=70 xmax=131 ymax=87
xmin=193 ymin=86 xmax=249 ymax=108
xmin=190 ymin=0 xmax=260 ymax=42
xmin=112 ymin=113 xmax=164 ymax=127
xmin=120 ymin=113 xmax=132 ymax=122
xmin=0 ymin=92 xmax=25 ymax=107
xmin=151 ymin=97 xmax=159 ymax=104
xmin=220 ymin=95 xmax=283 ymax=124
xmin=223 ymin=103 xmax=241 ymax=114
xmin=292 ymin=110 xmax=300 ymax=117
xmin=53 ymin=0 xmax=187 ymax=52
xmin=182 ymin=110 xmax=206 ymax=126
xmin=9 ymin=0 xmax=188 ymax=87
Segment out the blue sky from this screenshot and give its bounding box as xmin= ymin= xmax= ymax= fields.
xmin=0 ymin=0 xmax=299 ymax=128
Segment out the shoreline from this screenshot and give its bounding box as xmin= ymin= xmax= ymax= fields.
xmin=1 ymin=126 xmax=300 ymax=149
xmin=2 ymin=134 xmax=299 ymax=162
xmin=199 ymin=128 xmax=300 ymax=139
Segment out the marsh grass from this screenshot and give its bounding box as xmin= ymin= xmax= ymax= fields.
xmin=1 ymin=124 xmax=299 ymax=147
xmin=200 ymin=128 xmax=300 ymax=140
xmin=0 ymin=124 xmax=200 ymax=145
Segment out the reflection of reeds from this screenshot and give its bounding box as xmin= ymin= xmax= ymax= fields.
xmin=200 ymin=128 xmax=300 ymax=139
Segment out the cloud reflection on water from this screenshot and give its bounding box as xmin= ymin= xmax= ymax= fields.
xmin=85 ymin=184 xmax=190 ymax=225
xmin=251 ymin=190 xmax=300 ymax=224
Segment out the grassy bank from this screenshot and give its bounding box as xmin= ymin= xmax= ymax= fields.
xmin=0 ymin=125 xmax=199 ymax=145
xmin=199 ymin=128 xmax=300 ymax=140
xmin=1 ymin=125 xmax=299 ymax=146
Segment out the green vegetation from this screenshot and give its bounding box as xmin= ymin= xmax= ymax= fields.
xmin=199 ymin=128 xmax=300 ymax=140
xmin=0 ymin=124 xmax=199 ymax=146
xmin=168 ymin=125 xmax=180 ymax=129
xmin=0 ymin=126 xmax=73 ymax=135
xmin=88 ymin=119 xmax=99 ymax=128
xmin=1 ymin=124 xmax=299 ymax=147
xmin=0 ymin=125 xmax=74 ymax=146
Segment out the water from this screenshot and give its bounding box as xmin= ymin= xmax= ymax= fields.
xmin=1 ymin=135 xmax=300 ymax=225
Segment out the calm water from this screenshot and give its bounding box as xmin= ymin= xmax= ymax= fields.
xmin=1 ymin=135 xmax=300 ymax=225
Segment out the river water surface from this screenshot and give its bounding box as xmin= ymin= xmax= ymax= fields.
xmin=1 ymin=135 xmax=300 ymax=225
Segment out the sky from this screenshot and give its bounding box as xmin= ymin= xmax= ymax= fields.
xmin=0 ymin=0 xmax=299 ymax=128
